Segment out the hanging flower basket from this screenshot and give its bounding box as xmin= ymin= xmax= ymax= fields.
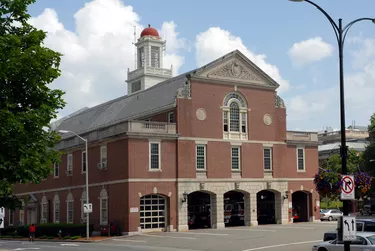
xmin=314 ymin=169 xmax=342 ymax=197
xmin=354 ymin=172 xmax=372 ymax=199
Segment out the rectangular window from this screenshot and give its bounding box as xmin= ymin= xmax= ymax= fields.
xmin=231 ymin=147 xmax=240 ymax=170
xmin=9 ymin=210 xmax=14 ymax=226
xmin=67 ymin=154 xmax=73 ymax=175
xmin=132 ymin=81 xmax=141 ymax=92
xmin=54 ymin=163 xmax=59 ymax=178
xmin=138 ymin=47 xmax=145 ymax=67
xmin=297 ymin=148 xmax=305 ymax=171
xmin=241 ymin=113 xmax=247 ymax=133
xmin=54 ymin=202 xmax=60 ymax=223
xmin=168 ymin=112 xmax=174 ymax=123
xmin=67 ymin=201 xmax=73 ymax=224
xmin=19 ymin=210 xmax=24 ymax=225
xmin=41 ymin=203 xmax=48 ymax=223
xmin=150 ymin=143 xmax=160 ymax=170
xmin=196 ymin=145 xmax=206 ymax=170
xmin=151 ymin=46 xmax=160 ymax=67
xmin=100 ymin=146 xmax=107 ymax=164
xmin=264 ymin=148 xmax=272 ymax=170
xmin=81 ymin=199 xmax=87 ymax=221
xmin=100 ymin=198 xmax=108 ymax=225
xmin=82 ymin=151 xmax=86 ymax=173
xmin=223 ymin=111 xmax=228 ymax=132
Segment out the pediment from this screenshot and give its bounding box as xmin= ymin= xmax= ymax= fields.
xmin=192 ymin=51 xmax=279 ymax=89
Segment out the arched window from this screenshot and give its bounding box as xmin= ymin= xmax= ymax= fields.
xmin=53 ymin=194 xmax=60 ymax=223
xmin=223 ymin=92 xmax=248 ymax=139
xmin=40 ymin=195 xmax=48 ymax=224
xmin=66 ymin=192 xmax=74 ymax=224
xmin=99 ymin=188 xmax=108 ymax=225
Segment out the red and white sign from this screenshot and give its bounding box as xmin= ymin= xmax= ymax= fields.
xmin=341 ymin=175 xmax=355 ymax=200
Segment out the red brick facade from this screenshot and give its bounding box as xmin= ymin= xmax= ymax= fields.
xmin=6 ymin=50 xmax=320 ymax=235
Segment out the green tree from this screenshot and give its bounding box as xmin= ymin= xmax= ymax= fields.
xmin=363 ymin=113 xmax=375 ymax=175
xmin=0 ymin=0 xmax=65 ymax=209
xmin=322 ymin=149 xmax=362 ymax=174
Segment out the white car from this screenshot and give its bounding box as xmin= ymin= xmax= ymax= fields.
xmin=312 ymin=232 xmax=375 ymax=251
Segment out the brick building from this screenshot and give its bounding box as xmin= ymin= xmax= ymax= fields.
xmin=5 ymin=25 xmax=320 ymax=235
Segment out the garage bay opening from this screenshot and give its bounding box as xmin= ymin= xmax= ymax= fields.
xmin=224 ymin=191 xmax=245 ymax=227
xmin=188 ymin=191 xmax=211 ymax=229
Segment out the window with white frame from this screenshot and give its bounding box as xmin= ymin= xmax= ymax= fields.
xmin=231 ymin=147 xmax=240 ymax=170
xmin=66 ymin=193 xmax=74 ymax=224
xmin=54 ymin=163 xmax=59 ymax=178
xmin=222 ymin=92 xmax=248 ymax=140
xmin=53 ymin=194 xmax=60 ymax=223
xmin=67 ymin=154 xmax=73 ymax=175
xmin=40 ymin=196 xmax=48 ymax=223
xmin=9 ymin=210 xmax=14 ymax=226
xmin=149 ymin=142 xmax=160 ymax=170
xmin=196 ymin=145 xmax=206 ymax=170
xmin=19 ymin=209 xmax=24 ymax=225
xmin=82 ymin=151 xmax=86 ymax=173
xmin=168 ymin=112 xmax=174 ymax=123
xmin=100 ymin=146 xmax=107 ymax=164
xmin=151 ymin=46 xmax=160 ymax=68
xmin=297 ymin=148 xmax=305 ymax=171
xmin=81 ymin=191 xmax=87 ymax=222
xmin=264 ymin=148 xmax=272 ymax=170
xmin=99 ymin=189 xmax=108 ymax=225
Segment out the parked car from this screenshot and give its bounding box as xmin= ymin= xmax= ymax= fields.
xmin=323 ymin=219 xmax=375 ymax=241
xmin=313 ymin=232 xmax=375 ymax=251
xmin=320 ymin=209 xmax=343 ymax=221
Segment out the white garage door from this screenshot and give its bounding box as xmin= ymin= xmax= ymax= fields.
xmin=140 ymin=194 xmax=166 ymax=229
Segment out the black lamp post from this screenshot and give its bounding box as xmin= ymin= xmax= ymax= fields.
xmin=289 ymin=1 xmax=374 ymax=250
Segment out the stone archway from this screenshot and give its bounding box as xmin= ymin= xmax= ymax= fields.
xmin=224 ymin=190 xmax=250 ymax=227
xmin=257 ymin=190 xmax=282 ymax=224
xmin=187 ymin=191 xmax=212 ymax=229
xmin=292 ymin=191 xmax=311 ymax=223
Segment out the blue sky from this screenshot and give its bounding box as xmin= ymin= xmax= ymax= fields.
xmin=27 ymin=0 xmax=375 ymax=131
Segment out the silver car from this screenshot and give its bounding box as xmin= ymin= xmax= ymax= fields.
xmin=312 ymin=233 xmax=375 ymax=251
xmin=320 ymin=209 xmax=343 ymax=221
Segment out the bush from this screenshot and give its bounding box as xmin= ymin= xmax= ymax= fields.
xmin=1 ymin=223 xmax=94 ymax=238
xmin=70 ymin=236 xmax=81 ymax=240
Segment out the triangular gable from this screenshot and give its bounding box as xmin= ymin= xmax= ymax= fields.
xmin=190 ymin=50 xmax=279 ymax=90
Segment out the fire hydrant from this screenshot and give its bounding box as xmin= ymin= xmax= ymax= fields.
xmin=58 ymin=230 xmax=62 ymax=239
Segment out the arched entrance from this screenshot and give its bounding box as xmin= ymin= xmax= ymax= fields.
xmin=292 ymin=191 xmax=311 ymax=222
xmin=140 ymin=194 xmax=167 ymax=230
xmin=224 ymin=191 xmax=246 ymax=227
xmin=257 ymin=190 xmax=276 ymax=225
xmin=188 ymin=191 xmax=211 ymax=229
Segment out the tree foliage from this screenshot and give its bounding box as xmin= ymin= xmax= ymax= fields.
xmin=0 ymin=0 xmax=65 ymax=209
xmin=363 ymin=113 xmax=375 ymax=175
xmin=321 ymin=149 xmax=361 ymax=174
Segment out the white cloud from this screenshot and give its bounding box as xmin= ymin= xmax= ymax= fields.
xmin=29 ymin=0 xmax=186 ymax=118
xmin=288 ymin=37 xmax=334 ymax=67
xmin=195 ymin=27 xmax=290 ymax=93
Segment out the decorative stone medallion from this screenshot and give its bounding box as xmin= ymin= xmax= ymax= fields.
xmin=196 ymin=108 xmax=207 ymax=121
xmin=263 ymin=114 xmax=272 ymax=126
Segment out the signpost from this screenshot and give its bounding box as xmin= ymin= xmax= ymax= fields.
xmin=83 ymin=203 xmax=93 ymax=214
xmin=0 ymin=217 xmax=4 ymax=229
xmin=341 ymin=175 xmax=355 ymax=200
xmin=342 ymin=216 xmax=356 ymax=241
xmin=0 ymin=207 xmax=4 ymax=229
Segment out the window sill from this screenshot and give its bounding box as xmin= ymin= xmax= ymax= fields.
xmin=149 ymin=169 xmax=162 ymax=172
xmin=231 ymin=169 xmax=241 ymax=173
xmin=264 ymin=170 xmax=273 ymax=173
xmin=297 ymin=170 xmax=306 ymax=173
xmin=196 ymin=169 xmax=207 ymax=172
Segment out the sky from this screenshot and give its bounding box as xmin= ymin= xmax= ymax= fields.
xmin=26 ymin=0 xmax=375 ymax=131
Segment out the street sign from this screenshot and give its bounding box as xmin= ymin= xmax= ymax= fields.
xmin=0 ymin=207 xmax=4 ymax=217
xmin=83 ymin=203 xmax=92 ymax=214
xmin=342 ymin=216 xmax=356 ymax=241
xmin=341 ymin=175 xmax=355 ymax=200
xmin=0 ymin=217 xmax=4 ymax=229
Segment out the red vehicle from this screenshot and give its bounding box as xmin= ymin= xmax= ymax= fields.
xmin=224 ymin=201 xmax=244 ymax=225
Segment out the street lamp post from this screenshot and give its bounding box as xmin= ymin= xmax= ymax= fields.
xmin=58 ymin=130 xmax=89 ymax=240
xmin=289 ymin=1 xmax=374 ymax=250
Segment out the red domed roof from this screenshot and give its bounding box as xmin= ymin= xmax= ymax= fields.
xmin=140 ymin=24 xmax=159 ymax=37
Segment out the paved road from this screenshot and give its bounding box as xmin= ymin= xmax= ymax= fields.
xmin=0 ymin=222 xmax=337 ymax=251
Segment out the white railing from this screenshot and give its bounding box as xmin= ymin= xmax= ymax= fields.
xmin=127 ymin=121 xmax=176 ymax=134
xmin=286 ymin=131 xmax=318 ymax=142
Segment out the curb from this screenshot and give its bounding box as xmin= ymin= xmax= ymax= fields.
xmin=0 ymin=238 xmax=109 ymax=243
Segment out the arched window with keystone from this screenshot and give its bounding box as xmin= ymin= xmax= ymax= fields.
xmin=222 ymin=92 xmax=248 ymax=140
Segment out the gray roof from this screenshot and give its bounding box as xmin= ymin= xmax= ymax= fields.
xmin=53 ymin=49 xmax=282 ymax=136
xmin=318 ymin=142 xmax=368 ymax=152
xmin=54 ymin=73 xmax=189 ymax=135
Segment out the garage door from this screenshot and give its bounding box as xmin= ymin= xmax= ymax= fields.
xmin=140 ymin=194 xmax=166 ymax=229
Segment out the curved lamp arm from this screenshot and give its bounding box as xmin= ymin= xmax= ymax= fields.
xmin=342 ymin=18 xmax=375 ymax=48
